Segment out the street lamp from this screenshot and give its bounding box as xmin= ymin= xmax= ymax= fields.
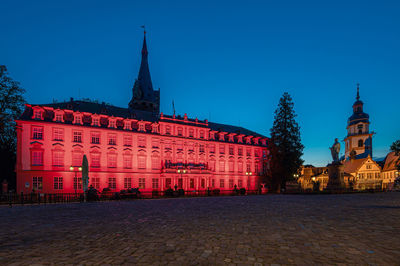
xmin=246 ymin=172 xmax=252 ymax=190
xmin=70 ymin=166 xmax=82 ymax=196
xmin=177 ymin=169 xmax=187 ymax=190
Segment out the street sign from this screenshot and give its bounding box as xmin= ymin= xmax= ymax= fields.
xmin=25 ymin=182 xmax=30 ymax=188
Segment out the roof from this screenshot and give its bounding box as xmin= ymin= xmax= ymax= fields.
xmin=22 ymin=100 xmax=268 ymax=138
xmin=382 ymin=151 xmax=400 ymax=172
xmin=343 ymin=157 xmax=368 ymax=173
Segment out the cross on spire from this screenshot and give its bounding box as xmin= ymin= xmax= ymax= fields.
xmin=356 ymin=83 xmax=360 ymax=101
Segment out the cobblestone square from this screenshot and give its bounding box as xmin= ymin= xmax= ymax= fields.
xmin=1 ymin=193 xmax=400 ymax=265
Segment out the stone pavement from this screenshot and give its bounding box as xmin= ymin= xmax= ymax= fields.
xmin=1 ymin=193 xmax=400 ymax=265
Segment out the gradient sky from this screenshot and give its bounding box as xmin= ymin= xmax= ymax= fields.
xmin=1 ymin=0 xmax=399 ymax=166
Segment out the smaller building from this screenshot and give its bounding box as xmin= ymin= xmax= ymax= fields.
xmin=343 ymin=155 xmax=382 ymax=190
xmin=381 ymin=151 xmax=400 ymax=189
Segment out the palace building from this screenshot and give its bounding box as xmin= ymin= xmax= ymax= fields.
xmin=15 ymin=33 xmax=269 ymax=194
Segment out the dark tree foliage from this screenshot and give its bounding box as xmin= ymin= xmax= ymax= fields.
xmin=390 ymin=140 xmax=400 ymax=171
xmin=0 ymin=65 xmax=25 ymax=190
xmin=268 ymin=92 xmax=304 ymax=191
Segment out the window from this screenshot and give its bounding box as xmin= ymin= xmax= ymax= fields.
xmin=166 ymin=178 xmax=172 ymax=188
xmin=32 ymin=151 xmax=43 ymax=166
xmin=91 ymin=153 xmax=100 ymax=168
xmin=238 ymin=147 xmax=243 ymax=156
xmin=72 ymin=152 xmax=82 ymax=167
xmin=238 ymin=136 xmax=243 ymax=143
xmin=34 ymin=110 xmax=42 ymax=120
xmin=54 ymin=177 xmax=63 ymax=190
xmin=165 ymin=126 xmax=171 ymax=135
xmin=152 ymin=178 xmax=159 ymax=189
xmin=178 ymin=178 xmax=183 ymax=188
xmin=238 ymin=161 xmax=243 ymax=172
xmin=138 ymin=137 xmax=146 ymax=148
xmin=33 ymin=177 xmax=43 ymax=190
xmin=73 ymin=177 xmax=82 ymax=190
xmin=210 ymin=160 xmax=216 ymax=171
xmin=91 ymin=132 xmax=100 ymax=144
xmin=124 ymin=120 xmax=132 ymax=130
xmin=200 ymin=130 xmax=204 ymax=139
xmin=74 ymin=114 xmax=82 ymax=125
xmin=255 ymin=163 xmax=260 ymax=174
xmin=123 ymin=135 xmax=132 ymax=146
xmin=238 ymin=179 xmax=243 ymax=188
xmin=73 ymin=131 xmax=82 ymax=143
xmin=138 ymin=156 xmax=146 ymax=169
xmin=177 ymin=127 xmax=183 ymax=136
xmin=123 ymin=155 xmax=132 ymax=169
xmin=55 ymin=113 xmax=63 ymax=122
xmin=229 ymin=160 xmax=234 ymax=172
xmin=52 ymin=151 xmax=64 ymax=166
xmin=219 ymin=133 xmax=225 ymax=141
xmin=138 ymin=123 xmax=145 ymax=132
xmin=210 ymin=145 xmax=215 ymax=153
xmin=108 ymin=134 xmax=117 ymax=145
xmin=108 ymin=154 xmax=117 ymax=168
xmin=366 ymin=164 xmax=371 ymax=169
xmin=219 ymin=161 xmax=225 ymax=172
xmin=255 ymin=150 xmax=260 ymax=158
xmin=152 ymin=156 xmax=160 ymax=169
xmin=109 ymin=119 xmax=116 ymax=128
xmin=219 ymin=145 xmax=225 ymax=154
xmin=211 ymin=179 xmax=215 ymax=188
xmin=229 ymin=135 xmax=234 ymax=142
xmin=246 ymin=148 xmax=251 ymax=157
xmin=124 ymin=178 xmax=132 ymax=189
xmin=210 ymin=132 xmax=215 ymax=140
xmin=152 ymin=124 xmax=159 ymax=133
xmin=229 ymin=146 xmax=234 ymax=155
xmin=220 ymin=179 xmax=225 ymax=188
xmin=229 ymin=179 xmax=234 ymax=188
xmin=246 ymin=163 xmax=251 ymax=173
xmin=92 ymin=117 xmax=100 ymax=126
xmin=199 ymin=144 xmax=205 ymax=153
xmin=358 ymin=139 xmax=363 ymax=147
xmin=108 ymin=177 xmax=116 ymax=189
xmin=32 ymin=127 xmax=43 ymax=140
xmin=189 ymin=129 xmax=194 ymax=138
xmin=139 ymin=178 xmax=146 ymax=189
xmin=189 ymin=178 xmax=194 ymax=189
xmin=152 ymin=138 xmax=160 ymax=148
xmin=91 ymin=177 xmax=100 ymax=189
xmin=53 ymin=128 xmax=64 ymax=141
xmin=201 ymin=178 xmax=205 ymax=189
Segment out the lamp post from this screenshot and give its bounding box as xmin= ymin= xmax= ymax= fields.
xmin=177 ymin=169 xmax=187 ymax=190
xmin=246 ymin=171 xmax=252 ymax=190
xmin=70 ymin=166 xmax=82 ymax=197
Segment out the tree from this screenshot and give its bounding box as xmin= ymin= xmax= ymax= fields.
xmin=268 ymin=92 xmax=304 ymax=192
xmin=0 ymin=65 xmax=26 ymax=190
xmin=390 ymin=140 xmax=400 ymax=171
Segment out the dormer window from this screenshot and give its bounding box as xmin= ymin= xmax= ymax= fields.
xmin=238 ymin=136 xmax=243 ymax=143
xmin=92 ymin=116 xmax=100 ymax=127
xmin=33 ymin=109 xmax=43 ymax=120
xmin=210 ymin=132 xmax=215 ymax=140
xmin=73 ymin=113 xmax=83 ymax=125
xmin=108 ymin=119 xmax=116 ymax=129
xmin=246 ymin=137 xmax=252 ymax=144
xmin=152 ymin=123 xmax=159 ymax=134
xmin=229 ymin=135 xmax=234 ymax=142
xmin=219 ymin=133 xmax=225 ymax=141
xmin=138 ymin=122 xmax=146 ymax=132
xmin=124 ymin=120 xmax=132 ymax=130
xmin=53 ymin=111 xmax=64 ymax=123
xmin=165 ymin=126 xmax=171 ymax=135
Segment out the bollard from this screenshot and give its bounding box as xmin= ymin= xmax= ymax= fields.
xmin=21 ymin=192 xmax=24 ymax=205
xmin=9 ymin=192 xmax=12 ymax=207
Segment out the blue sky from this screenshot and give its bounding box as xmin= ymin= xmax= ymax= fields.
xmin=1 ymin=0 xmax=399 ymax=166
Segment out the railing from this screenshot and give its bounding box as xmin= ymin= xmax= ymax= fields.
xmin=0 ymin=189 xmax=261 ymax=206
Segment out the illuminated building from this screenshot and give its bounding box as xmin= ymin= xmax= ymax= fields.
xmin=15 ymin=33 xmax=269 ymax=194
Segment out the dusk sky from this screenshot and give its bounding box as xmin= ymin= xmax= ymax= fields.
xmin=1 ymin=0 xmax=399 ymax=166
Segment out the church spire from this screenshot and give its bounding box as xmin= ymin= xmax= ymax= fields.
xmin=129 ymin=29 xmax=160 ymax=114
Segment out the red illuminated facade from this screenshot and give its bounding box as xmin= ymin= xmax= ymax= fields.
xmin=16 ymin=33 xmax=269 ymax=194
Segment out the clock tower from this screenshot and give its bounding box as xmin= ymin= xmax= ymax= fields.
xmin=128 ymin=31 xmax=160 ymax=115
xmin=344 ymin=84 xmax=374 ymax=159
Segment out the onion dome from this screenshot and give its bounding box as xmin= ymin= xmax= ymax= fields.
xmin=347 ymin=84 xmax=369 ymax=126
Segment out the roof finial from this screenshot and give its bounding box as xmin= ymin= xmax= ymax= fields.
xmin=356 ymin=83 xmax=360 ymax=101
xmin=141 ymin=25 xmax=146 ymax=35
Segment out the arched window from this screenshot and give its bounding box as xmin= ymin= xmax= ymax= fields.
xmin=358 ymin=139 xmax=363 ymax=147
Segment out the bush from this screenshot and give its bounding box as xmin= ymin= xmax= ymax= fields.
xmin=212 ymin=189 xmax=220 ymax=196
xmin=239 ymin=188 xmax=246 ymax=195
xmin=152 ymin=190 xmax=159 ymax=197
xmin=177 ymin=188 xmax=185 ymax=196
xmin=165 ymin=188 xmax=174 ymax=197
